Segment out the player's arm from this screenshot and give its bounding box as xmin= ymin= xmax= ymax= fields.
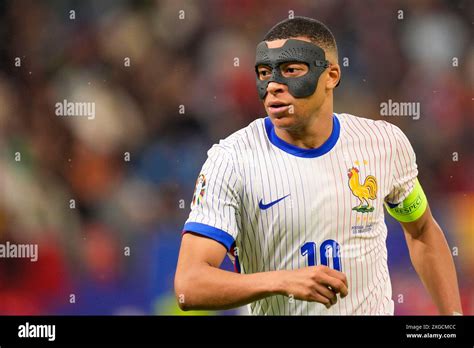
xmin=175 ymin=233 xmax=278 ymax=310
xmin=385 ymin=178 xmax=462 ymax=315
xmin=399 ymin=205 xmax=462 ymax=315
xmin=385 ymin=125 xmax=462 ymax=314
xmin=174 ymin=233 xmax=348 ymax=311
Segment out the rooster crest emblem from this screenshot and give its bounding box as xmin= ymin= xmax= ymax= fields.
xmin=348 ymin=167 xmax=377 ymax=213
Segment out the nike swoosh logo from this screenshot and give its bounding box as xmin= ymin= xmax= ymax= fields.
xmin=258 ymin=194 xmax=290 ymax=210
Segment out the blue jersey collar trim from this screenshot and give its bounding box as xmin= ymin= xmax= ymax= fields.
xmin=264 ymin=114 xmax=340 ymax=158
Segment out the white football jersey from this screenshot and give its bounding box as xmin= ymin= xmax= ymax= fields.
xmin=184 ymin=113 xmax=417 ymax=315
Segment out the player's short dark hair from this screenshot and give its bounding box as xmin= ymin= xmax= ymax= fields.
xmin=263 ymin=16 xmax=338 ymax=60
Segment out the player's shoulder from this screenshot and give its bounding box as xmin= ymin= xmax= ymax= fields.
xmin=206 ymin=117 xmax=266 ymax=158
xmin=337 ymin=112 xmax=404 ymax=140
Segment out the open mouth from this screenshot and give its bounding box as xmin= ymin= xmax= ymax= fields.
xmin=267 ymin=101 xmax=291 ymax=114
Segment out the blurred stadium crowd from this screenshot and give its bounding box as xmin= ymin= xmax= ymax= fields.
xmin=0 ymin=0 xmax=472 ymax=315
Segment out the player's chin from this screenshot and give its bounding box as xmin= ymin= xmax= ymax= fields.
xmin=268 ymin=113 xmax=297 ymax=129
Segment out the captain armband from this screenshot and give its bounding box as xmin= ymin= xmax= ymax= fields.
xmin=384 ymin=178 xmax=428 ymax=223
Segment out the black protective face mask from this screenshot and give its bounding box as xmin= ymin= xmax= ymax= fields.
xmin=255 ymin=39 xmax=330 ymax=99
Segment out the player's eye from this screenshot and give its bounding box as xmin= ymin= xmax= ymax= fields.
xmin=281 ymin=63 xmax=308 ymax=77
xmin=257 ymin=67 xmax=272 ymax=80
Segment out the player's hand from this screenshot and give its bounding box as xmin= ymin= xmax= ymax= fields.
xmin=280 ymin=265 xmax=348 ymax=309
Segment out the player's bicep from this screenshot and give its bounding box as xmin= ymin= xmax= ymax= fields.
xmin=399 ymin=204 xmax=433 ymax=239
xmin=174 ymin=233 xmax=228 ymax=304
xmin=177 ymin=232 xmax=228 ymax=269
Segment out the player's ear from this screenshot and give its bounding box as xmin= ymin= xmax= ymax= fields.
xmin=326 ymin=63 xmax=340 ymax=90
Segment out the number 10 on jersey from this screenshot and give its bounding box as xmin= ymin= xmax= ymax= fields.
xmin=301 ymin=239 xmax=342 ymax=271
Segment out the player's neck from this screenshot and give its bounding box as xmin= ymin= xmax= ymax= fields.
xmin=273 ymin=108 xmax=334 ymax=150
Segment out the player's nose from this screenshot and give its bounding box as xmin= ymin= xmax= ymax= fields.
xmin=266 ymin=81 xmax=287 ymax=95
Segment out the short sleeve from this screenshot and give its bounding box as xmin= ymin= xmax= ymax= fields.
xmin=183 ymin=145 xmax=241 ymax=250
xmin=384 ymin=125 xmax=419 ymax=206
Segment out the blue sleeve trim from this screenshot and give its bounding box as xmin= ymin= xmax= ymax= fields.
xmin=183 ymin=222 xmax=235 ymax=251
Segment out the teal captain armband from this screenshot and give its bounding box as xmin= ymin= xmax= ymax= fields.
xmin=384 ymin=178 xmax=428 ymax=222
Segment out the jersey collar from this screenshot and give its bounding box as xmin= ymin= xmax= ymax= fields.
xmin=264 ymin=113 xmax=340 ymax=158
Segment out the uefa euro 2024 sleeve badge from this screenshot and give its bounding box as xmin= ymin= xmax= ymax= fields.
xmin=191 ymin=174 xmax=207 ymax=208
xmin=348 ymin=166 xmax=378 ymax=213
